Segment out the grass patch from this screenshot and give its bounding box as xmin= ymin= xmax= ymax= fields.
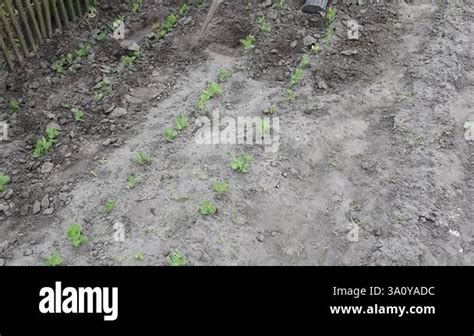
xmin=67 ymin=224 xmax=88 ymax=248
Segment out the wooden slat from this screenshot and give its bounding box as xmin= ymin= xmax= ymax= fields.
xmin=43 ymin=0 xmax=53 ymax=37
xmin=14 ymin=0 xmax=37 ymax=51
xmin=24 ymin=0 xmax=44 ymax=45
xmin=50 ymin=0 xmax=62 ymax=31
xmin=4 ymin=0 xmax=29 ymax=56
xmin=58 ymin=0 xmax=69 ymax=26
xmin=0 ymin=29 xmax=14 ymax=70
xmin=75 ymin=0 xmax=81 ymax=17
xmin=66 ymin=0 xmax=75 ymax=21
xmin=0 ymin=6 xmax=23 ymax=63
xmin=33 ymin=0 xmax=47 ymax=37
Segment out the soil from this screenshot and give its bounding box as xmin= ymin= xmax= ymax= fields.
xmin=0 ymin=0 xmax=472 ymax=265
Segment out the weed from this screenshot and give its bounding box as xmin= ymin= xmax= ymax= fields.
xmin=213 ymin=181 xmax=229 ymax=195
xmin=176 ymin=114 xmax=189 ymax=131
xmin=67 ymin=224 xmax=88 ymax=248
xmin=177 ymin=4 xmax=189 ymax=16
xmin=258 ymin=16 xmax=271 ymax=33
xmin=231 ymin=154 xmax=253 ymax=173
xmin=134 ymin=252 xmax=145 ymax=261
xmin=311 ymin=43 xmax=321 ymax=54
xmin=76 ymin=43 xmax=91 ymax=58
xmin=94 ymin=91 xmax=104 ymax=101
xmin=9 ymin=99 xmax=20 ymax=112
xmin=164 ymin=128 xmax=178 ymax=142
xmin=52 ymin=59 xmax=64 ymax=76
xmin=134 ymin=150 xmax=152 ymax=166
xmin=100 ymin=79 xmax=113 ymax=93
xmin=0 ymin=173 xmax=10 ymax=192
xmin=72 ymin=108 xmax=85 ymax=122
xmin=121 ymin=54 xmax=136 ymax=68
xmin=164 ymin=14 xmax=178 ymax=32
xmin=198 ymin=81 xmax=223 ymax=112
xmin=300 ymin=54 xmax=311 ymax=68
xmin=104 ymin=200 xmax=117 ymax=214
xmin=286 ymin=88 xmax=296 ymax=102
xmin=276 ymin=0 xmax=286 ymax=9
xmin=218 ymin=68 xmax=232 ymax=82
xmin=240 ymin=34 xmax=256 ymax=50
xmin=199 ymin=200 xmax=217 ymax=215
xmin=131 ymin=0 xmax=142 ymax=12
xmin=289 ymin=67 xmax=304 ymax=88
xmin=327 ymin=6 xmax=337 ymax=25
xmin=126 ymin=174 xmax=140 ymax=189
xmin=95 ymin=31 xmax=107 ymax=42
xmin=46 ymin=127 xmax=60 ymax=140
xmin=167 ymin=250 xmax=186 ymax=266
xmin=45 ymin=252 xmax=63 ymax=266
xmin=33 ymin=137 xmax=54 ymax=157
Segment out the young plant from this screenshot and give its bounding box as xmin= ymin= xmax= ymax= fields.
xmin=45 ymin=252 xmax=63 ymax=266
xmin=218 ymin=68 xmax=232 ymax=82
xmin=327 ymin=6 xmax=337 ymax=25
xmin=289 ymin=67 xmax=304 ymax=88
xmin=176 ymin=114 xmax=189 ymax=131
xmin=199 ymin=200 xmax=217 ymax=215
xmin=95 ymin=31 xmax=107 ymax=42
xmin=258 ymin=16 xmax=271 ymax=33
xmin=177 ymin=4 xmax=189 ymax=17
xmin=167 ymin=250 xmax=186 ymax=266
xmin=121 ymin=54 xmax=136 ymax=68
xmin=164 ymin=128 xmax=178 ymax=142
xmin=277 ymin=0 xmax=286 ymax=9
xmin=67 ymin=224 xmax=88 ymax=248
xmin=33 ymin=137 xmax=54 ymax=157
xmin=134 ymin=252 xmax=145 ymax=261
xmin=131 ymin=0 xmax=142 ymax=12
xmin=300 ymin=54 xmax=311 ymax=68
xmin=164 ymin=14 xmax=177 ymax=32
xmin=104 ymin=200 xmax=117 ymax=214
xmin=240 ymin=34 xmax=256 ymax=51
xmin=0 ymin=173 xmax=10 ymax=192
xmin=134 ymin=150 xmax=152 ymax=166
xmin=198 ymin=82 xmax=223 ymax=112
xmin=231 ymin=154 xmax=253 ymax=173
xmin=52 ymin=59 xmax=64 ymax=76
xmin=9 ymin=99 xmax=20 ymax=112
xmin=76 ymin=43 xmax=91 ymax=58
xmin=126 ymin=174 xmax=141 ymax=189
xmin=72 ymin=108 xmax=85 ymax=122
xmin=213 ymin=181 xmax=229 ymax=196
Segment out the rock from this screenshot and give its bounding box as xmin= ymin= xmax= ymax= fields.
xmin=341 ymin=49 xmax=358 ymax=56
xmin=33 ymin=200 xmax=41 ymax=214
xmin=257 ymin=234 xmax=265 ymax=242
xmin=20 ymin=204 xmax=29 ymax=216
xmin=303 ymin=35 xmax=317 ymax=47
xmin=0 ymin=258 xmax=5 ymax=266
xmin=58 ymin=193 xmax=68 ymax=203
xmin=464 ymin=121 xmax=474 ymax=141
xmin=0 ymin=201 xmax=8 ymax=213
xmin=41 ymin=194 xmax=50 ymax=209
xmin=318 ymin=79 xmax=328 ymax=90
xmin=0 ymin=240 xmax=9 ymax=252
xmin=23 ymin=249 xmax=32 ymax=256
xmin=43 ymin=208 xmax=55 ymax=215
xmin=290 ymin=40 xmax=298 ymax=48
xmin=110 ymin=107 xmax=127 ymax=118
xmin=1 ymin=189 xmax=13 ymax=200
xmin=345 ymin=19 xmax=361 ymax=40
xmin=40 ymin=162 xmax=54 ymax=174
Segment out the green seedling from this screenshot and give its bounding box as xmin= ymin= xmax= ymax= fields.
xmin=176 ymin=114 xmax=189 ymax=131
xmin=300 ymin=54 xmax=311 ymax=68
xmin=104 ymin=200 xmax=117 ymax=214
xmin=9 ymin=99 xmax=20 ymax=112
xmin=45 ymin=252 xmax=63 ymax=266
xmin=100 ymin=79 xmax=113 ymax=93
xmin=0 ymin=173 xmax=10 ymax=192
xmin=277 ymin=0 xmax=286 ymax=9
xmin=286 ymin=88 xmax=296 ymax=102
xmin=46 ymin=127 xmax=60 ymax=140
xmin=94 ymin=91 xmax=104 ymax=101
xmin=72 ymin=108 xmax=85 ymax=122
xmin=240 ymin=34 xmax=256 ymax=50
xmin=231 ymin=154 xmax=253 ymax=173
xmin=132 ymin=0 xmax=142 ymax=12
xmin=218 ymin=68 xmax=232 ymax=82
xmin=65 ymin=53 xmax=74 ymax=66
xmin=135 ymin=150 xmax=152 ymax=166
xmin=134 ymin=252 xmax=145 ymax=261
xmin=177 ymin=4 xmax=189 ymax=16
xmin=52 ymin=59 xmax=64 ymax=75
xmin=327 ymin=6 xmax=337 ymax=25
xmin=289 ymin=67 xmax=304 ymax=88
xmin=199 ymin=200 xmax=217 ymax=215
xmin=164 ymin=14 xmax=177 ymax=32
xmin=258 ymin=16 xmax=271 ymax=33
xmin=33 ymin=137 xmax=54 ymax=157
xmin=164 ymin=128 xmax=178 ymax=142
xmin=95 ymin=31 xmax=107 ymax=41
xmin=67 ymin=224 xmax=88 ymax=248
xmin=167 ymin=250 xmax=186 ymax=266
xmin=121 ymin=54 xmax=136 ymax=68
xmin=76 ymin=43 xmax=91 ymax=58
xmin=198 ymin=82 xmax=223 ymax=112
xmin=212 ymin=181 xmax=229 ymax=196
xmin=126 ymin=174 xmax=141 ymax=189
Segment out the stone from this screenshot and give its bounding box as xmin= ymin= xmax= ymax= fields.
xmin=110 ymin=107 xmax=127 ymax=118
xmin=303 ymin=35 xmax=317 ymax=47
xmin=33 ymin=200 xmax=41 ymax=214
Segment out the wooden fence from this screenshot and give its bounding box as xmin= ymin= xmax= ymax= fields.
xmin=0 ymin=0 xmax=93 ymax=70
